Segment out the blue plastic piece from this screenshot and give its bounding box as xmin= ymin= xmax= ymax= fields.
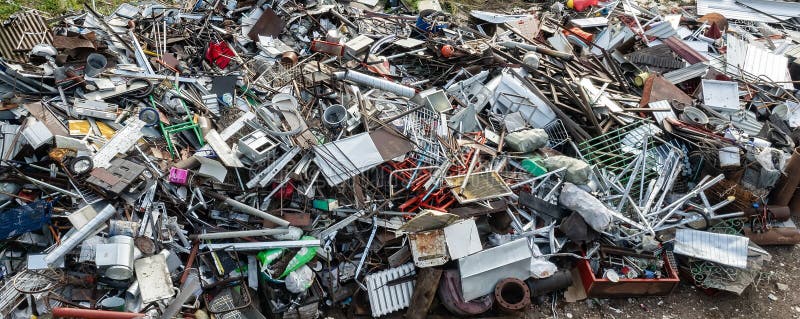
xmin=0 ymin=199 xmax=53 ymax=239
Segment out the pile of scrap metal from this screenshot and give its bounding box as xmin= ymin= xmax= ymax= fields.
xmin=1 ymin=0 xmax=800 ymax=317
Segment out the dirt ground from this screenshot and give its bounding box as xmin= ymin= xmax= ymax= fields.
xmin=521 ymin=222 xmax=800 ymax=319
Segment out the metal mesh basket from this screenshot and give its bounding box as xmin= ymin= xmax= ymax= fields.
xmin=543 ymin=119 xmax=570 ymax=149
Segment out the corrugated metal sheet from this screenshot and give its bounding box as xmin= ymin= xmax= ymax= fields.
xmin=663 ymin=36 xmax=708 ymax=64
xmin=625 ymin=44 xmax=685 ymax=71
xmin=365 ymin=263 xmax=415 ymax=317
xmin=783 ymin=44 xmax=800 ymax=60
xmin=663 ymin=63 xmax=709 ymax=84
xmin=697 ymin=0 xmax=800 ymax=23
xmin=725 ymin=34 xmax=790 ymax=86
xmin=644 ymin=21 xmax=677 ymax=40
xmin=0 ymin=11 xmax=52 ymax=63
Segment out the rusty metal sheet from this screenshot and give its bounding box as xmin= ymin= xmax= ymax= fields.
xmin=662 ymin=36 xmax=707 ymax=64
xmin=0 ymin=10 xmax=53 ymax=63
xmin=247 ymin=8 xmax=283 ymax=42
xmin=408 ymin=229 xmax=449 ymax=267
xmin=399 ymin=210 xmax=459 ymax=233
xmin=640 ymin=75 xmax=693 ymax=108
xmin=52 ymin=35 xmax=95 ymax=50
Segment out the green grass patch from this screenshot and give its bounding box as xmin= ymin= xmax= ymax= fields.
xmin=0 ymin=0 xmax=131 ymax=20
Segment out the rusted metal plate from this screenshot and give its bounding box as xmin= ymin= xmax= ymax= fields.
xmin=408 ymin=228 xmax=448 ymax=268
xmin=640 ymin=75 xmax=693 ymax=108
xmin=662 ymin=36 xmax=707 ymax=64
xmin=247 ymin=8 xmax=283 ymax=42
xmin=52 ymin=35 xmax=94 ymax=50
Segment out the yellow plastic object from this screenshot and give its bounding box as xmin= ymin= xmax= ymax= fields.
xmin=567 ymin=0 xmax=574 ymax=8
xmin=95 ymin=121 xmax=116 ymax=139
xmin=68 ymin=120 xmax=91 ymax=135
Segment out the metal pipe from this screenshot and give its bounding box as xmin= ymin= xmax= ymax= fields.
xmin=494 ymin=278 xmax=531 ymax=313
xmin=191 ymin=228 xmax=290 ymax=240
xmin=160 ymin=269 xmax=201 ymax=319
xmin=20 ymin=175 xmax=80 ymax=198
xmin=497 ymin=41 xmax=574 ymax=60
xmin=53 ymin=307 xmax=143 ymax=319
xmin=204 ymin=191 xmax=290 ymax=226
xmin=200 ymin=239 xmax=320 ymax=251
xmin=45 ymin=204 xmax=115 ymax=265
xmin=334 ymin=70 xmax=416 ymax=98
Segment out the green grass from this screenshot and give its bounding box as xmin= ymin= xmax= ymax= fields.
xmin=0 ymin=0 xmax=128 ymax=20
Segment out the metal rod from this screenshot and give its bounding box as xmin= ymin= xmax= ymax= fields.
xmin=192 ymin=228 xmax=290 ymax=240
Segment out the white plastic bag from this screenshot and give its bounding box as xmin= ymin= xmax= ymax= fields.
xmin=285 ymin=265 xmax=314 ymax=294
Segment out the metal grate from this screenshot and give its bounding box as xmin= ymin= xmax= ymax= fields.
xmin=365 ymin=263 xmax=415 ymax=317
xmin=0 ymin=11 xmax=52 ymax=63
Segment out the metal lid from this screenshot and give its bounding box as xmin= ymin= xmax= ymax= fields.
xmin=106 ymin=265 xmax=133 ymax=281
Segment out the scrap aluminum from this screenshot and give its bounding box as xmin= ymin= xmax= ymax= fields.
xmin=0 ymin=0 xmax=800 ymax=318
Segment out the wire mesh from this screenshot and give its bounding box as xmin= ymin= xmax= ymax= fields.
xmin=543 ymin=119 xmax=569 ymax=148
xmin=579 ymin=120 xmax=665 ymax=199
xmin=207 ymin=287 xmax=250 ymax=319
xmin=400 ymin=107 xmax=446 ymax=166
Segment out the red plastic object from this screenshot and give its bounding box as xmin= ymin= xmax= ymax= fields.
xmin=273 ymin=181 xmax=295 ymax=200
xmin=52 ymin=307 xmax=144 ymax=319
xmin=564 ymin=27 xmax=594 ymax=42
xmin=441 ymin=45 xmax=455 ymax=58
xmin=567 ymin=0 xmax=598 ymax=12
xmin=205 ymin=41 xmax=234 ymax=69
xmin=577 ymin=253 xmax=679 ymax=298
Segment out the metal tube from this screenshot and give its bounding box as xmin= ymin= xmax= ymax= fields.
xmin=45 ymin=204 xmax=115 ymax=265
xmin=497 ymin=41 xmax=574 ymax=60
xmin=53 ymin=307 xmax=143 ymax=319
xmin=334 ymin=70 xmax=416 ymax=98
xmin=200 ymin=239 xmax=320 ymax=251
xmin=192 ymin=228 xmax=290 ymax=240
xmin=21 ymin=175 xmax=80 ymax=198
xmin=205 ymin=191 xmax=290 ymax=226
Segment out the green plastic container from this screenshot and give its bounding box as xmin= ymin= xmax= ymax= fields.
xmin=521 ymin=157 xmax=547 ymax=176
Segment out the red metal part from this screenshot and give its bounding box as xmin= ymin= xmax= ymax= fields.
xmin=52 ymin=307 xmax=144 ymax=319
